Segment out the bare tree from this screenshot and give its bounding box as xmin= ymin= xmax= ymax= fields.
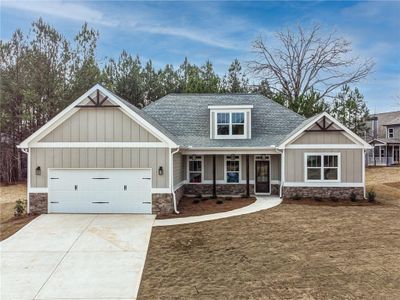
xmin=249 ymin=24 xmax=374 ymax=107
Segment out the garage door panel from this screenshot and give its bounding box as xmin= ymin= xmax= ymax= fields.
xmin=48 ymin=169 xmax=152 ymax=214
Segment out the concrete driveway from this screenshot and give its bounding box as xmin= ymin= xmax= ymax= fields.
xmin=1 ymin=214 xmax=155 ymax=300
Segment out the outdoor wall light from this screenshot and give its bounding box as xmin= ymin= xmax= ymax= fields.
xmin=36 ymin=166 xmax=41 ymax=176
xmin=158 ymin=166 xmax=164 ymax=175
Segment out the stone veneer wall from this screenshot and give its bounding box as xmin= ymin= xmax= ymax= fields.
xmin=29 ymin=193 xmax=48 ymax=214
xmin=183 ymin=184 xmax=254 ymax=196
xmin=283 ymin=187 xmax=364 ymax=200
xmin=152 ymin=193 xmax=174 ymax=214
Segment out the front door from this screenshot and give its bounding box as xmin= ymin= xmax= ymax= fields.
xmin=255 ymin=160 xmax=270 ymax=193
xmin=394 ymin=146 xmax=400 ymax=164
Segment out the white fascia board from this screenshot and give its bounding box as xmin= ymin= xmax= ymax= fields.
xmin=278 ymin=112 xmax=373 ymax=150
xmin=18 ymin=84 xmax=178 ymax=149
xmin=181 ymin=147 xmax=279 ymax=155
xmin=285 ymin=144 xmax=365 ymax=149
xmin=30 ymin=142 xmax=168 ymax=148
xmin=208 ymin=105 xmax=253 ymax=109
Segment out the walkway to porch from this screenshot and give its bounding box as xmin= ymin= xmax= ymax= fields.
xmin=153 ymin=195 xmax=281 ymax=226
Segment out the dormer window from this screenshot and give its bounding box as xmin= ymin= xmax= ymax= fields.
xmin=209 ymin=105 xmax=252 ymax=139
xmin=217 ymin=112 xmax=245 ymax=136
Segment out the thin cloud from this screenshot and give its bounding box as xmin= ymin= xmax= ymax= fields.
xmin=2 ymin=0 xmax=118 ymax=26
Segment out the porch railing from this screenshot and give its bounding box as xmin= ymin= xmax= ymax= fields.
xmin=367 ymin=156 xmax=394 ymax=166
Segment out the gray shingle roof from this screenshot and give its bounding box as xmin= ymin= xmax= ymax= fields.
xmin=142 ymin=93 xmax=305 ymax=147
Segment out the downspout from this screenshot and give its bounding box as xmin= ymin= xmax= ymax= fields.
xmin=20 ymin=148 xmax=30 ymax=213
xmin=170 ymin=147 xmax=180 ymax=214
xmin=276 ymin=148 xmax=285 ymax=198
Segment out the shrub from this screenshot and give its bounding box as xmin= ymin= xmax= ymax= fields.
xmin=291 ymin=193 xmax=301 ymax=201
xmin=193 ymin=199 xmax=200 ymax=204
xmin=350 ymin=192 xmax=357 ymax=202
xmin=196 ymin=193 xmax=202 ymax=199
xmin=225 ymin=196 xmax=232 ymax=201
xmin=14 ymin=199 xmax=26 ymax=217
xmin=367 ymin=189 xmax=376 ymax=202
xmin=216 ymin=199 xmax=224 ymax=205
xmin=201 ymin=197 xmax=208 ymax=201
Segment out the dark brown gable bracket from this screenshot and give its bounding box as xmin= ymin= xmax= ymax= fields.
xmin=75 ymin=89 xmax=120 ymax=108
xmin=305 ymin=115 xmax=344 ymax=132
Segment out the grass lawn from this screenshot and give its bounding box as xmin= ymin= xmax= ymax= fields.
xmin=0 ymin=183 xmax=37 ymax=241
xmin=139 ymin=167 xmax=400 ymax=299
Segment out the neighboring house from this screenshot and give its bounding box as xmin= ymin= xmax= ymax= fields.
xmin=365 ymin=111 xmax=400 ymax=166
xmin=18 ymin=84 xmax=372 ymax=215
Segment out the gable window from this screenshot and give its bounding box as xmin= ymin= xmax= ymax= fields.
xmin=305 ymin=153 xmax=340 ymax=182
xmin=388 ymin=128 xmax=394 ymax=138
xmin=226 ymin=155 xmax=240 ymax=183
xmin=188 ymin=155 xmax=203 ymax=183
xmin=216 ymin=112 xmax=245 ymax=137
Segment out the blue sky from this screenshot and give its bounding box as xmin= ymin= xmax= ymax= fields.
xmin=1 ymin=1 xmax=399 ymax=112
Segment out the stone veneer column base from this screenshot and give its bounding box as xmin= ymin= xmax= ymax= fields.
xmin=152 ymin=193 xmax=174 ymax=214
xmin=283 ymin=186 xmax=364 ymax=200
xmin=29 ymin=193 xmax=48 ymax=214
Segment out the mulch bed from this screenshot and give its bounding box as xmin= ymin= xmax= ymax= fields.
xmin=283 ymin=198 xmax=381 ymax=206
xmin=156 ymin=197 xmax=256 ymax=219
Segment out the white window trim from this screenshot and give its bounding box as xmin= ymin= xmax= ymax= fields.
xmin=187 ymin=155 xmax=204 ymax=184
xmin=304 ymin=152 xmax=341 ymax=183
xmin=387 ymin=128 xmax=394 ymax=138
xmin=214 ymin=111 xmax=247 ymax=139
xmin=224 ymin=155 xmax=241 ymax=183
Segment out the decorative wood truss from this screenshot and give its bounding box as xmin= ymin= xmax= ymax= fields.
xmin=305 ymin=115 xmax=344 ymax=132
xmin=75 ymin=89 xmax=120 ymax=108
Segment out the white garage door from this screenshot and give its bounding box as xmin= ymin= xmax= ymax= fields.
xmin=48 ymin=169 xmax=152 ymax=214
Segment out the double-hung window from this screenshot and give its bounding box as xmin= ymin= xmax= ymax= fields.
xmin=226 ymin=155 xmax=240 ymax=183
xmin=305 ymin=153 xmax=340 ymax=182
xmin=388 ymin=128 xmax=394 ymax=138
xmin=188 ymin=156 xmax=202 ymax=183
xmin=216 ymin=112 xmax=245 ymax=137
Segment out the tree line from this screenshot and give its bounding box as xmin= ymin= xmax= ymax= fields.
xmin=0 ymin=19 xmax=372 ymax=183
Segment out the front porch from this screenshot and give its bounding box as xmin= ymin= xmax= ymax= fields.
xmin=367 ymin=142 xmax=400 ymax=166
xmin=173 ymin=153 xmax=281 ymax=201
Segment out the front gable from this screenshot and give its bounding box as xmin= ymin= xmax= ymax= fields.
xmin=278 ymin=113 xmax=372 ymax=149
xmin=39 ymin=107 xmax=160 ymax=143
xmin=18 ymin=84 xmax=178 ymax=148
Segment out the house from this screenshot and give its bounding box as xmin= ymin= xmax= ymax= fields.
xmin=365 ymin=111 xmax=400 ymax=166
xmin=18 ymin=84 xmax=372 ymax=215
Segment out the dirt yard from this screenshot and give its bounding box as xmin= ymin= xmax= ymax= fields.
xmin=0 ymin=183 xmax=37 ymax=241
xmin=157 ymin=197 xmax=256 ymax=219
xmin=139 ymin=167 xmax=400 ymax=299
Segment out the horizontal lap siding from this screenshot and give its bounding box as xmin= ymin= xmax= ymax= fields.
xmin=285 ymin=149 xmax=362 ymax=183
xmin=40 ymin=108 xmax=160 ymax=142
xmin=30 ymin=148 xmax=169 ymax=188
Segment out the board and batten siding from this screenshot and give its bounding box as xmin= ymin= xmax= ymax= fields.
xmin=285 ymin=149 xmax=363 ymax=183
xmin=40 ymin=108 xmax=160 ymax=142
xmin=173 ymin=152 xmax=186 ymax=186
xmin=30 ymin=148 xmax=169 ymax=188
xmin=201 ymin=154 xmax=280 ymax=182
xmin=292 ymin=131 xmax=354 ymax=144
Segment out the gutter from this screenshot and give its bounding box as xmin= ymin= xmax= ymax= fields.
xmin=170 ymin=147 xmax=180 ymax=214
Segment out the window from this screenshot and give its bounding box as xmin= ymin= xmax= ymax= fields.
xmin=388 ymin=128 xmax=394 ymax=138
xmin=188 ymin=156 xmax=202 ymax=183
xmin=226 ymin=155 xmax=240 ymax=183
xmin=216 ymin=112 xmax=245 ymax=137
xmin=306 ymin=153 xmax=340 ymax=182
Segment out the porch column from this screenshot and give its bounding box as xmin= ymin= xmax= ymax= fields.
xmin=246 ymin=154 xmax=250 ymax=197
xmin=212 ymin=155 xmax=217 ymax=198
